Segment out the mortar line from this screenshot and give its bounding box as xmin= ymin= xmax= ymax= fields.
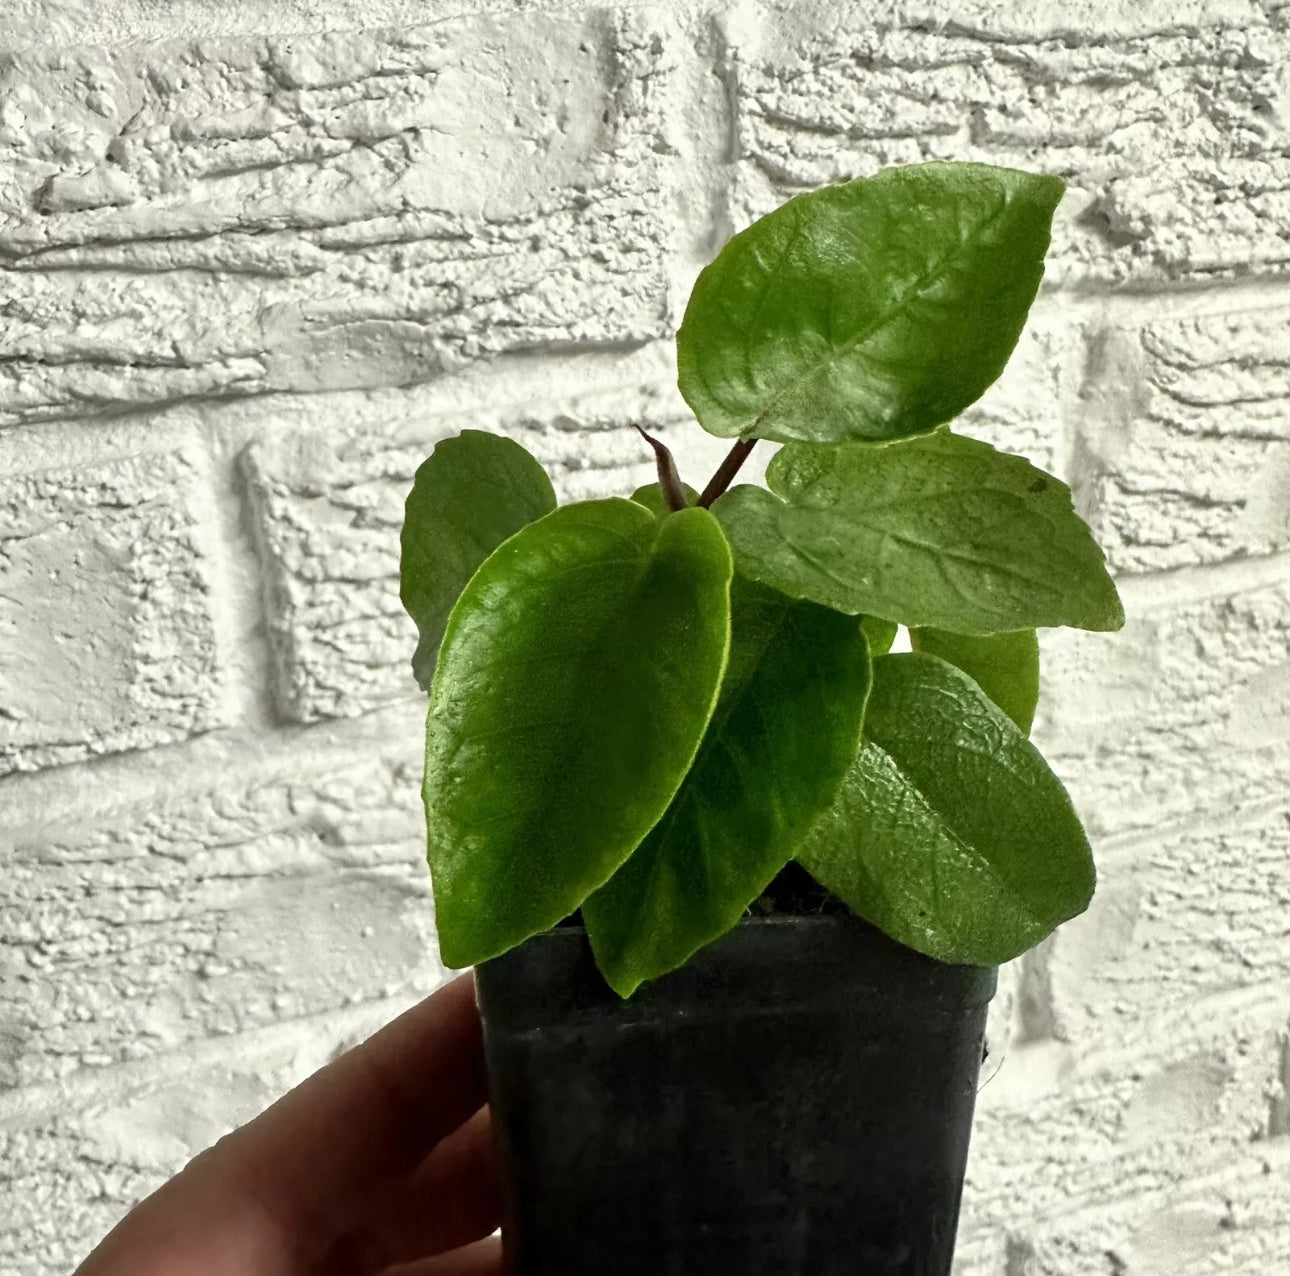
xmin=1114 ymin=550 xmax=1290 ymax=613
xmin=187 ymin=428 xmax=277 ymax=734
xmin=0 ymin=701 xmax=425 ymax=839
xmin=964 ymin=1134 xmax=1290 ymax=1237
xmin=1094 ymin=793 xmax=1290 ymax=860
xmin=0 ymin=985 xmax=445 ymax=1132
xmin=1070 ymin=984 xmax=1289 ymax=1082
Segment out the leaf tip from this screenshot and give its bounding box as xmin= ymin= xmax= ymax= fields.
xmin=1095 ymin=579 xmax=1127 ymax=632
xmin=1109 ymin=590 xmax=1127 ymax=631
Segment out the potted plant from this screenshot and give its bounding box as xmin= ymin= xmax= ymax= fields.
xmin=399 ymin=160 xmax=1123 ymax=1275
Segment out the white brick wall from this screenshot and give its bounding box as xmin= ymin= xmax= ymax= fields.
xmin=2 ymin=2 xmax=1288 ymax=1271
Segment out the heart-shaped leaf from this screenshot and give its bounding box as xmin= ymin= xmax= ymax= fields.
xmin=424 ymin=500 xmax=733 ymax=969
xmin=711 ymin=430 xmax=1124 ymax=635
xmin=581 ymin=577 xmax=872 ymax=997
xmin=400 ymin=430 xmax=556 ymax=691
xmin=909 ymin=626 xmax=1039 ymax=735
xmin=794 ymin=652 xmax=1095 ymax=966
xmin=676 ymin=161 xmax=1064 ymax=445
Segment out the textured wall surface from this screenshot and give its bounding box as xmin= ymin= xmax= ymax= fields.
xmin=2 ymin=0 xmax=1289 ymax=1272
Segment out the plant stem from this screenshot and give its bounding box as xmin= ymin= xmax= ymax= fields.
xmin=634 ymin=426 xmax=689 ymax=512
xmin=697 ymin=438 xmax=757 ymax=508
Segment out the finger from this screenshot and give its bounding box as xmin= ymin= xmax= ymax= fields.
xmin=209 ymin=971 xmax=489 ymax=1268
xmin=317 ymin=1104 xmax=501 ymax=1273
xmin=75 ymin=974 xmax=490 ymax=1276
xmin=384 ymin=1232 xmax=504 ymax=1276
xmin=73 ymin=1172 xmax=303 ymax=1276
xmin=353 ymin=1103 xmax=502 ymax=1269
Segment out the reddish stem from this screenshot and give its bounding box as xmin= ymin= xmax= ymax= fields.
xmin=697 ymin=438 xmax=757 ymax=509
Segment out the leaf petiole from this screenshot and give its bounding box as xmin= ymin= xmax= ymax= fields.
xmin=698 ymin=437 xmax=757 ymax=508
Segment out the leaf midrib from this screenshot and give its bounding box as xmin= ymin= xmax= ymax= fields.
xmin=866 ymin=737 xmax=1048 ymax=932
xmin=773 ymin=499 xmax=1079 ymax=600
xmin=743 ymin=192 xmax=1014 ymax=438
xmin=618 ymin=596 xmax=794 ymax=938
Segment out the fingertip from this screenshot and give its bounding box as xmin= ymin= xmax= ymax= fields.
xmin=359 ymin=1102 xmax=501 ymax=1267
xmin=384 ymin=1230 xmax=504 ymax=1276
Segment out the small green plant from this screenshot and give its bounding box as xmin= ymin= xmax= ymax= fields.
xmin=399 ymin=161 xmax=1123 ymax=999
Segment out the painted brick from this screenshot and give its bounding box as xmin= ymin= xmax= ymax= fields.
xmin=1041 ymin=805 xmax=1290 ymax=1050
xmin=0 ymin=443 xmax=226 ymax=776
xmin=0 ymin=9 xmax=675 ymax=425
xmin=2 ymin=0 xmax=573 ymax=50
xmin=964 ymin=1144 xmax=1290 ymax=1274
xmin=2 ymin=1127 xmax=155 ymax=1274
xmin=2 ymin=1072 xmax=275 ymax=1276
xmin=0 ymin=993 xmax=424 ymax=1275
xmin=718 ymin=0 xmax=1290 ymax=287
xmin=1033 ymin=572 xmax=1290 ymax=838
xmin=949 ymin=302 xmax=1088 ymax=478
xmin=0 ymin=706 xmax=437 ymax=1089
xmin=239 ymin=383 xmax=736 ymax=723
xmin=959 ymin=1006 xmax=1290 ymax=1269
xmin=1075 ymin=304 xmax=1290 ymax=575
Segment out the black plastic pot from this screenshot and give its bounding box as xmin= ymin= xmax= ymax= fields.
xmin=473 ymin=906 xmax=997 ymax=1275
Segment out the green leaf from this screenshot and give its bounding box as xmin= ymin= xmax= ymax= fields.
xmin=794 ymin=652 xmax=1095 ymax=967
xmin=581 ymin=577 xmax=872 ymax=998
xmin=424 ymin=500 xmax=733 ymax=969
xmin=630 ymin=481 xmax=701 ymax=519
xmin=909 ymin=627 xmax=1039 ymax=735
xmin=400 ymin=430 xmax=557 ymax=691
xmin=676 ymin=161 xmax=1064 ymax=445
xmin=711 ymin=430 xmax=1124 ymax=635
xmin=861 ymin=615 xmax=899 ymax=657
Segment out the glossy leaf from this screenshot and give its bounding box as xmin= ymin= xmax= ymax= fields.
xmin=861 ymin=615 xmax=899 ymax=657
xmin=400 ymin=430 xmax=557 ymax=691
xmin=581 ymin=577 xmax=872 ymax=998
xmin=630 ymin=481 xmax=701 ymax=519
xmin=676 ymin=161 xmax=1064 ymax=444
xmin=794 ymin=652 xmax=1095 ymax=966
xmin=910 ymin=626 xmax=1039 ymax=735
xmin=424 ymin=500 xmax=733 ymax=969
xmin=711 ymin=430 xmax=1124 ymax=635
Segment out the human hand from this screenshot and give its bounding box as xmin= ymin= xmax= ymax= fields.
xmin=74 ymin=972 xmax=503 ymax=1276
